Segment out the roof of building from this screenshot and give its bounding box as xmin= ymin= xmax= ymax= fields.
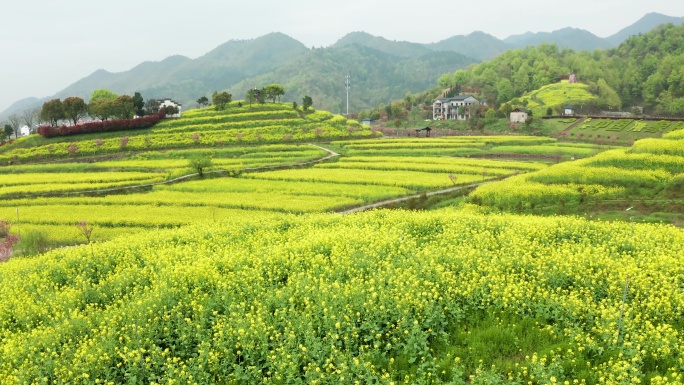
xmin=160 ymin=98 xmax=182 ymax=106
xmin=436 ymin=94 xmax=478 ymax=103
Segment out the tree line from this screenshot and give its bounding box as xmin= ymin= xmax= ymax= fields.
xmin=196 ymin=84 xmax=313 ymax=112
xmin=0 ymin=89 xmax=182 ymax=141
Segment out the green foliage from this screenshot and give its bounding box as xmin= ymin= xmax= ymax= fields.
xmin=17 ymin=229 xmax=51 ymax=255
xmin=3 ymin=125 xmax=12 ymax=140
xmin=196 ymin=96 xmax=209 ymax=108
xmin=88 ymin=99 xmax=117 ymax=121
xmin=188 ymin=157 xmax=212 ymax=177
xmin=435 ymin=24 xmax=684 ymax=115
xmin=513 ymin=81 xmax=597 ymax=116
xmin=61 ymin=97 xmax=88 ymax=126
xmin=40 ymin=99 xmax=65 ymax=127
xmin=302 ymin=95 xmax=313 ymax=111
xmin=113 ymin=95 xmax=136 ymax=119
xmin=212 ymin=91 xmax=232 ymax=111
xmin=132 ymin=92 xmax=145 ymax=116
xmin=263 ymin=84 xmax=285 ymax=103
xmin=89 ymin=88 xmax=118 ymax=103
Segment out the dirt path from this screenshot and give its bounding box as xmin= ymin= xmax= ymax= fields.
xmin=338 ymin=181 xmax=491 ymax=215
xmin=8 ymin=144 xmax=341 ymax=199
xmin=557 ymin=117 xmax=586 ymax=137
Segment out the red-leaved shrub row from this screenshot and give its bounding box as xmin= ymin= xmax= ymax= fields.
xmin=37 ymin=113 xmax=163 ymax=138
xmin=0 ymin=139 xmax=15 ymax=147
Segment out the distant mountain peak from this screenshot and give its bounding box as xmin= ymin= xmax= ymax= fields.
xmin=606 ymin=12 xmax=684 ymax=45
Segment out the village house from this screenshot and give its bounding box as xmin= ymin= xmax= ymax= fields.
xmin=159 ymin=99 xmax=182 ymax=118
xmin=509 ymin=108 xmax=529 ymax=123
xmin=433 ymin=95 xmax=479 ymax=120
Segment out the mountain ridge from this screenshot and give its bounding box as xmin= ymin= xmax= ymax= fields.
xmin=2 ymin=12 xmax=682 ymax=119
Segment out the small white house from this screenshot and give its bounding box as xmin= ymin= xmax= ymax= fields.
xmin=361 ymin=118 xmax=373 ymax=126
xmin=509 ymin=108 xmax=528 ymax=123
xmin=159 ymin=99 xmax=182 ymax=118
xmin=20 ymin=125 xmax=31 ymax=136
xmin=564 ymin=105 xmax=574 ymax=115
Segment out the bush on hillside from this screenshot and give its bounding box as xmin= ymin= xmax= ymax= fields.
xmin=37 ymin=114 xmax=162 ymax=138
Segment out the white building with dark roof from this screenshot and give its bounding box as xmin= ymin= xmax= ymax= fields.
xmin=433 ymin=95 xmax=479 ymax=120
xmin=159 ymin=99 xmax=182 ymax=118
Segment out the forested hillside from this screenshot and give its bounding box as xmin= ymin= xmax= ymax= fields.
xmin=232 ymin=45 xmax=475 ymax=114
xmin=437 ymin=23 xmax=684 ymax=115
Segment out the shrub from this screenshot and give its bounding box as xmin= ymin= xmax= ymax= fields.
xmin=17 ymin=229 xmax=51 ymax=256
xmin=37 ymin=114 xmax=161 ymax=138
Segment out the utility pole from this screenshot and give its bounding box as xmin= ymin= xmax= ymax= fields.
xmin=345 ymin=74 xmax=350 ymax=116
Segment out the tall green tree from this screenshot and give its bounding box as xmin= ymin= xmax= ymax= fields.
xmin=89 ymin=89 xmax=119 ymax=121
xmin=3 ymin=124 xmax=13 ymax=140
xmin=496 ymin=78 xmax=513 ymax=106
xmin=114 ymin=95 xmax=136 ymax=119
xmin=245 ymin=89 xmax=257 ymax=107
xmin=196 ymin=96 xmax=209 ymax=108
xmin=62 ymin=97 xmax=88 ymax=125
xmin=302 ymin=95 xmax=313 ymax=111
xmin=90 ymin=89 xmax=118 ymax=103
xmin=40 ymin=99 xmax=65 ymax=127
xmin=132 ymin=92 xmax=145 ymax=116
xmin=212 ymin=91 xmax=232 ymax=111
xmin=596 ymin=78 xmax=622 ymax=110
xmin=263 ymin=84 xmax=285 ymax=103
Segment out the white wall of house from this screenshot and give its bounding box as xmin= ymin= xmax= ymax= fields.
xmin=510 ymin=111 xmax=528 ymax=123
xmin=433 ymin=96 xmax=479 ymax=120
xmin=159 ymin=99 xmax=182 ymax=118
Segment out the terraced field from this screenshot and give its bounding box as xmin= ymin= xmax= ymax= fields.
xmin=471 ymin=129 xmax=684 ymax=224
xmin=0 ymin=136 xmax=554 ymax=247
xmin=1 ymin=103 xmax=682 ymax=384
xmin=0 ymin=103 xmax=373 ymax=164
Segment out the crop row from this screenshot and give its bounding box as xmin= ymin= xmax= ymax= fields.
xmin=585 ymin=149 xmax=684 ymax=174
xmin=155 ymin=110 xmax=301 ymax=129
xmin=0 ymin=210 xmax=681 ymax=383
xmin=470 ymin=133 xmax=684 ymax=210
xmin=316 ymin=159 xmax=519 ymax=177
xmin=335 ymin=136 xmax=556 ymax=147
xmin=578 ymin=119 xmax=684 ymax=133
xmin=338 ymin=156 xmax=547 ymax=171
xmin=155 ymin=117 xmax=308 ymax=134
xmin=246 ymin=168 xmax=490 ymax=190
xmin=0 ymin=126 xmax=373 ymax=164
xmin=182 ymin=102 xmax=302 ymax=118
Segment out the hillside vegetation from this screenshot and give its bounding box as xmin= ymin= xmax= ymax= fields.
xmin=438 ymin=23 xmax=684 ymax=115
xmin=516 ymin=81 xmax=597 ymax=116
xmin=0 ymin=102 xmax=371 ymax=164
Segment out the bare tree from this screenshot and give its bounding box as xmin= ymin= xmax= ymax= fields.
xmin=22 ymin=108 xmax=40 ymax=134
xmin=7 ymin=113 xmax=22 ymax=139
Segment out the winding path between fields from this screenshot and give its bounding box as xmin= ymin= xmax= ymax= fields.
xmin=338 ymin=181 xmax=494 ymax=215
xmin=9 ymin=144 xmax=341 ymax=199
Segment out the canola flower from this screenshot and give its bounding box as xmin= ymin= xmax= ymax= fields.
xmin=0 ymin=209 xmax=682 ymax=384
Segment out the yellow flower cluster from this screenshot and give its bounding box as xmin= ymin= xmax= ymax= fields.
xmin=0 ymin=209 xmax=681 ymax=383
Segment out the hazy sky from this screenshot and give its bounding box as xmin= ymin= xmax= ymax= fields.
xmin=1 ymin=0 xmax=682 ymax=113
